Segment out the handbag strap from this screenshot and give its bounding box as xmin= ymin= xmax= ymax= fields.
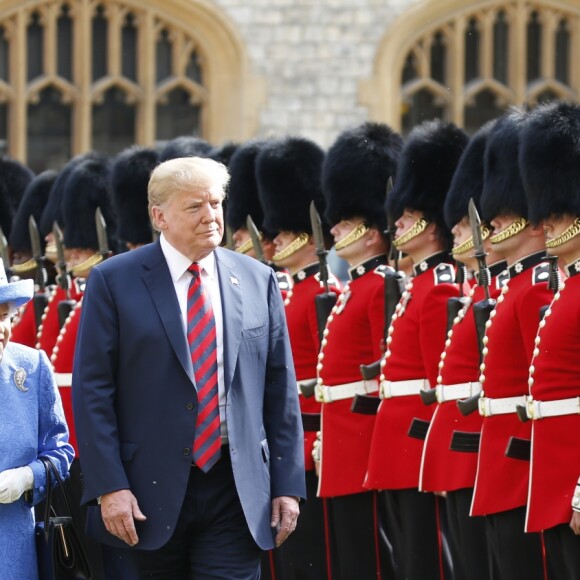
xmin=39 ymin=456 xmax=73 ymax=540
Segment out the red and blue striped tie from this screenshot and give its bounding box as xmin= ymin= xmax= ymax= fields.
xmin=187 ymin=263 xmax=221 ymax=471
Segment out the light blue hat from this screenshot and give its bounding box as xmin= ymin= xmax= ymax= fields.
xmin=0 ymin=258 xmax=33 ymax=308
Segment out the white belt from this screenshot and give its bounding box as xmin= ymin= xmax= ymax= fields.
xmin=297 ymin=377 xmax=316 ymax=394
xmin=526 ymin=397 xmax=580 ymax=420
xmin=380 ymin=378 xmax=429 ymax=399
xmin=315 ymin=379 xmax=378 ymax=403
xmin=478 ymin=395 xmax=527 ymax=417
xmin=54 ymin=373 xmax=72 ymax=387
xmin=436 ymin=382 xmax=482 ymax=403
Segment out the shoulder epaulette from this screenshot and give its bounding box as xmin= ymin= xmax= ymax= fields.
xmin=532 ymin=263 xmax=550 ymax=285
xmin=275 ymin=271 xmax=292 ymax=292
xmin=373 ymin=264 xmax=396 ymax=278
xmin=434 ymin=263 xmax=455 ymax=285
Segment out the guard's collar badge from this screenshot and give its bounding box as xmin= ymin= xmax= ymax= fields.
xmin=14 ymin=368 xmax=28 ymax=392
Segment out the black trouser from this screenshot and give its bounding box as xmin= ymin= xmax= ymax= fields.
xmin=485 ymin=507 xmax=545 ymax=580
xmin=380 ymin=488 xmax=452 ymax=580
xmin=445 ymin=488 xmax=492 ymax=580
xmin=327 ymin=491 xmax=396 ymax=580
xmin=544 ymin=522 xmax=580 ymax=580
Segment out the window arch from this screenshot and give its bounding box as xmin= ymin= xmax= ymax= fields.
xmin=0 ymin=0 xmax=262 ymax=172
xmin=363 ymin=0 xmax=580 ymax=135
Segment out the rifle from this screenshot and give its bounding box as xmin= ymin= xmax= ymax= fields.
xmin=53 ymin=223 xmax=76 ymax=329
xmin=457 ymin=199 xmax=496 ymax=416
xmin=246 ymin=215 xmax=266 ymax=264
xmin=28 ymin=216 xmax=49 ymax=330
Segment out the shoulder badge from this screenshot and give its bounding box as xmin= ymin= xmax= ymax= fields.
xmin=532 ymin=263 xmax=550 ymax=285
xmin=495 ymin=269 xmax=509 ymax=289
xmin=434 ymin=263 xmax=455 ymax=285
xmin=275 ymin=271 xmax=292 ymax=292
xmin=373 ymin=264 xmax=396 ymax=278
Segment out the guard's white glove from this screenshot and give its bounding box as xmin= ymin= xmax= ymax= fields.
xmin=0 ymin=466 xmax=34 ymax=503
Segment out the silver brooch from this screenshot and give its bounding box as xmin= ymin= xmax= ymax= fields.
xmin=14 ymin=368 xmax=28 ymax=392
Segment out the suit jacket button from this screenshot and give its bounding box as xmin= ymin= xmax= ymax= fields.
xmin=186 ymin=402 xmax=194 ymax=411
xmin=183 ymin=448 xmax=190 ymax=456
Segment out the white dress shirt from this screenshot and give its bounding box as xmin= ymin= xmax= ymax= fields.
xmin=159 ymin=234 xmax=228 ymax=442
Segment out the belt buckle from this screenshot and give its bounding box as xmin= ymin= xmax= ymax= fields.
xmin=576 ymin=397 xmax=580 ymax=415
xmin=314 ymin=383 xmax=326 ymax=403
xmin=435 ymin=385 xmax=443 ymax=403
xmin=478 ymin=396 xmax=488 ymax=417
xmin=526 ymin=397 xmax=536 ymax=420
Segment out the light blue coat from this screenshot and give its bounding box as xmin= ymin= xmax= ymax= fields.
xmin=0 ymin=342 xmax=74 ymax=580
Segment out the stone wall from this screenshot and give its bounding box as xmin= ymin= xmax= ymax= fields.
xmin=213 ymin=0 xmax=420 ymax=146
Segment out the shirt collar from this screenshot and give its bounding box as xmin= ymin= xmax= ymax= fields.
xmin=160 ymin=234 xmax=217 ymax=282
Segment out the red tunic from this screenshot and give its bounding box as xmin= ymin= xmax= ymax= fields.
xmin=10 ymin=301 xmax=37 ymax=347
xmin=420 ymin=271 xmax=506 ymax=492
xmin=50 ymin=299 xmax=82 ymax=456
xmin=36 ymin=282 xmax=83 ymax=356
xmin=471 ymin=253 xmax=553 ymax=516
xmin=365 ymin=255 xmax=457 ymax=490
xmin=284 ymin=264 xmax=340 ymax=472
xmin=526 ymin=270 xmax=580 ymax=532
xmin=317 ymin=256 xmax=387 ymax=497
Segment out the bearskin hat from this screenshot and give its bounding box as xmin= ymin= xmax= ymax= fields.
xmin=208 ymin=142 xmax=239 ymax=167
xmin=226 ymin=139 xmax=271 ymax=234
xmin=9 ymin=170 xmax=57 ymax=252
xmin=39 ymin=152 xmax=104 ymax=238
xmin=388 ymin=121 xmax=468 ymax=237
xmin=480 ymin=108 xmax=529 ymax=222
xmin=520 ymin=101 xmax=580 ymax=224
xmin=256 ymin=137 xmax=325 ymax=235
xmin=112 ymin=146 xmax=158 ymax=246
xmin=322 ymin=122 xmax=402 ymax=233
xmin=63 ymin=157 xmax=117 ymax=251
xmin=444 ymin=120 xmax=496 ymax=230
xmin=159 ymin=136 xmax=212 ymax=162
xmin=0 ymin=157 xmax=34 ymax=239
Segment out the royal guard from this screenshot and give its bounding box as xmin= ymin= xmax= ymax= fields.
xmin=418 ymin=121 xmax=506 ymax=580
xmin=9 ymin=171 xmax=56 ymax=347
xmin=519 ymin=101 xmax=580 ymax=579
xmin=256 ymin=136 xmax=341 ymax=579
xmin=227 ymin=139 xmax=292 ymax=297
xmin=470 ymin=109 xmax=552 ymax=579
xmin=314 ymin=122 xmax=402 ymax=579
xmin=0 ymin=156 xmax=34 ymax=241
xmin=51 ymin=156 xmax=121 ymax=580
xmin=364 ymin=120 xmax=466 ymax=580
xmin=36 ymin=153 xmax=104 ymax=356
xmin=112 ymin=146 xmax=158 ymax=250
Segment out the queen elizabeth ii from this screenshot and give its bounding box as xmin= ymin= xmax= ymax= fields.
xmin=0 ymin=258 xmax=74 ymax=579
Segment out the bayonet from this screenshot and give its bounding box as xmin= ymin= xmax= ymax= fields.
xmin=385 ymin=177 xmax=400 ymax=271
xmin=309 ymin=201 xmax=338 ymax=343
xmin=225 ymin=224 xmax=234 ymax=251
xmin=469 ymin=198 xmax=491 ymax=301
xmin=53 ymin=222 xmax=71 ymax=301
xmin=29 ymin=216 xmax=47 ymax=292
xmin=0 ymin=227 xmax=11 ymax=280
xmin=95 ymin=207 xmax=111 ymax=260
xmin=246 ymin=215 xmax=266 ymax=264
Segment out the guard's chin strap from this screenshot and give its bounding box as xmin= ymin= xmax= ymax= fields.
xmin=273 ymin=233 xmax=310 ymax=262
xmin=489 ymin=217 xmax=528 ymax=244
xmin=10 ymin=258 xmax=36 ymax=274
xmin=452 ymin=225 xmax=491 ymax=258
xmin=70 ymin=252 xmax=103 ymax=277
xmin=546 ymin=217 xmax=580 ymax=249
xmin=393 ymin=218 xmax=428 ymax=248
xmin=335 ymin=223 xmax=369 ymax=251
xmin=236 ymin=234 xmax=260 ymax=255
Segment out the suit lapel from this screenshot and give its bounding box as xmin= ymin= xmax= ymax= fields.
xmin=215 ymin=248 xmax=243 ymax=393
xmin=141 ymin=242 xmax=194 ymax=385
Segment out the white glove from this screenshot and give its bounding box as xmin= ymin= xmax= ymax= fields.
xmin=0 ymin=466 xmax=34 ymax=504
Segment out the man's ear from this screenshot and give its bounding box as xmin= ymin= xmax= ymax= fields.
xmin=150 ymin=206 xmax=166 ymax=231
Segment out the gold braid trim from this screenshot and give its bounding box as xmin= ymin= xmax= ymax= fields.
xmin=70 ymin=253 xmax=103 ymax=277
xmin=489 ymin=218 xmax=528 ymax=244
xmin=10 ymin=258 xmax=36 ymax=274
xmin=452 ymin=225 xmax=491 ymax=257
xmin=236 ymin=232 xmax=262 ymax=255
xmin=335 ymin=223 xmax=369 ymax=251
xmin=392 ymin=218 xmax=428 ymax=248
xmin=546 ymin=217 xmax=580 ymax=249
xmin=273 ymin=233 xmax=310 ymax=262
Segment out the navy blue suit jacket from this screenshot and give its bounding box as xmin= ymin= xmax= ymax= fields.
xmin=72 ymin=242 xmax=305 ymax=550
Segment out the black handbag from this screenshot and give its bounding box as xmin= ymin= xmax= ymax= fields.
xmin=35 ymin=457 xmax=92 ymax=580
